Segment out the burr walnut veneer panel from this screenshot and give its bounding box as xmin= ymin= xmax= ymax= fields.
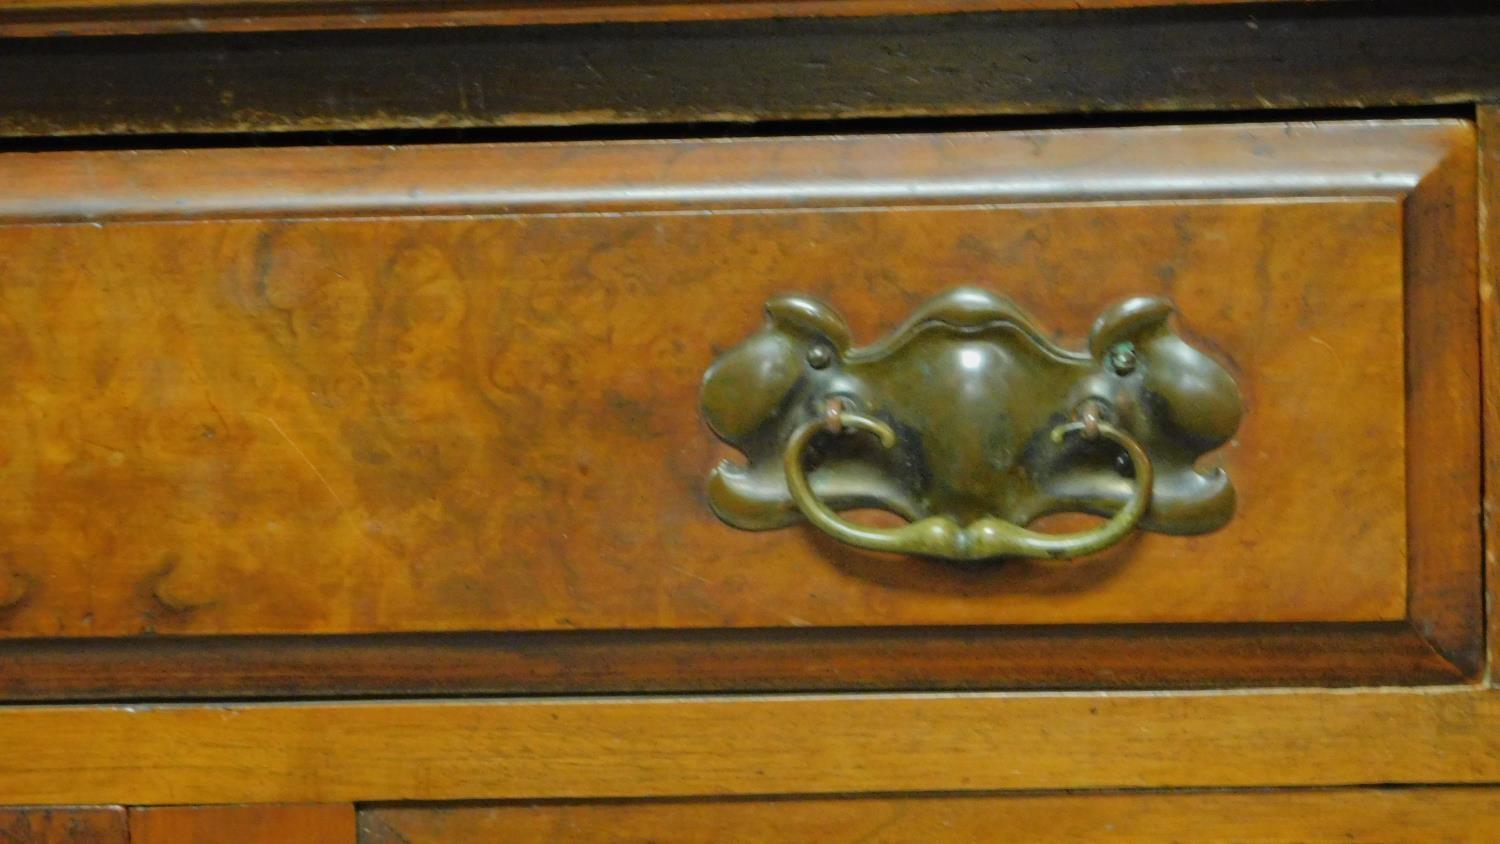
xmin=0 ymin=120 xmax=1479 ymax=695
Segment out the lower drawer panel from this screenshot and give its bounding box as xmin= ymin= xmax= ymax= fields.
xmin=357 ymin=788 xmax=1500 ymax=844
xmin=0 ymin=119 xmax=1481 ymax=696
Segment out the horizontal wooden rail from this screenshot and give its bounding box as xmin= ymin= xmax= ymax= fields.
xmin=358 ymin=787 xmax=1500 ymax=843
xmin=0 ymin=686 xmax=1497 ymax=805
xmin=0 ymin=0 xmax=1339 ymax=39
xmin=0 ymin=6 xmax=1490 ymax=139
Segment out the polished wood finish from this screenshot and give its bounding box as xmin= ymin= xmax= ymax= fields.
xmin=0 ymin=0 xmax=1490 ymax=834
xmin=0 ymin=0 xmax=1338 ymax=39
xmin=1400 ymin=116 xmax=1483 ymax=676
xmin=359 ymin=787 xmax=1500 ymax=843
xmin=4 ymin=688 xmax=1500 ymax=806
xmin=0 ymin=122 xmax=1471 ymax=223
xmin=0 ymin=6 xmax=1495 ymax=139
xmin=0 ymin=624 xmax=1464 ymax=700
xmin=1482 ymin=105 xmax=1500 ymax=683
xmin=0 ymin=121 xmax=1478 ymax=695
xmin=130 ymin=804 xmax=354 ymax=844
xmin=0 ymin=807 xmax=127 ymax=843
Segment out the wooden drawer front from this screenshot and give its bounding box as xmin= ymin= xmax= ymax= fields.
xmin=0 ymin=120 xmax=1478 ymax=696
xmin=357 ymin=788 xmax=1500 ymax=843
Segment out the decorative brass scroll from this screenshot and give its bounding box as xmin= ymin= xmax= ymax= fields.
xmin=700 ymin=288 xmax=1241 ymax=561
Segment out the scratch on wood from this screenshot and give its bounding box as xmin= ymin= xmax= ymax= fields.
xmin=256 ymin=412 xmax=346 ymax=509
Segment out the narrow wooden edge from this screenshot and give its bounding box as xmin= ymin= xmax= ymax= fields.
xmin=0 ymin=6 xmax=1490 ymax=140
xmin=0 ymin=623 xmax=1465 ymax=701
xmin=0 ymin=805 xmax=128 ymax=841
xmin=1481 ymin=105 xmax=1499 ymax=685
xmin=0 ymin=0 xmax=1344 ymax=39
xmin=1403 ymin=118 xmax=1484 ymax=677
xmin=0 ymin=120 xmax=1459 ymax=224
xmin=0 ymin=686 xmax=1498 ymax=805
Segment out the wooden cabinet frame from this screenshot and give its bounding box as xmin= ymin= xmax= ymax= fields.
xmin=0 ymin=107 xmax=1495 ymax=808
xmin=0 ymin=688 xmax=1497 ymax=805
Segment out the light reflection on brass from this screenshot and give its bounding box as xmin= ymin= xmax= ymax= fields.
xmin=701 ymin=287 xmax=1242 ymax=562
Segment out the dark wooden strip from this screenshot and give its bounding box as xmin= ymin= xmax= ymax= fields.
xmin=0 ymin=4 xmax=1497 ymax=138
xmin=0 ymin=0 xmax=1336 ymax=39
xmin=0 ymin=807 xmax=128 ymax=843
xmin=1481 ymin=105 xmax=1500 ymax=680
xmin=0 ymin=623 xmax=1461 ymax=701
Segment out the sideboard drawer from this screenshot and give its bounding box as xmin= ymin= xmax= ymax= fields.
xmin=359 ymin=788 xmax=1500 ymax=843
xmin=0 ymin=119 xmax=1479 ymax=697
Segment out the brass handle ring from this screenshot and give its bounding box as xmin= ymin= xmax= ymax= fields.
xmin=781 ymin=408 xmax=1154 ymax=561
xmin=705 ymin=290 xmax=1239 ymax=555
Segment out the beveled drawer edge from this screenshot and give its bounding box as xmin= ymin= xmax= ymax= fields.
xmin=0 ymin=622 xmax=1466 ymax=703
xmin=0 ymin=121 xmax=1462 ymax=224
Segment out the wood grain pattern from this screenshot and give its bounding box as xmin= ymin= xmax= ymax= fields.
xmin=1399 ymin=112 xmax=1483 ymax=674
xmin=1 ymin=8 xmax=1496 ymax=139
xmin=0 ymin=120 xmax=1479 ymax=693
xmin=130 ymin=804 xmax=354 ymax=844
xmin=358 ymin=787 xmax=1500 ymax=843
xmin=0 ymin=807 xmax=127 ymax=843
xmin=1482 ymin=105 xmax=1499 ymax=684
xmin=0 ymin=122 xmax=1461 ymax=223
xmin=0 ymin=202 xmax=1411 ymax=633
xmin=3 ymin=688 xmax=1500 ymax=806
xmin=0 ymin=0 xmax=1341 ymax=38
xmin=0 ymin=623 xmax=1466 ymax=700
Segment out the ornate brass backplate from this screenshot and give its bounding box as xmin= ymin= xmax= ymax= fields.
xmin=701 ymin=288 xmax=1241 ymax=561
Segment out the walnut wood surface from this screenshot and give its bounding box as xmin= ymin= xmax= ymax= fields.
xmin=0 ymin=120 xmax=1479 ymax=694
xmin=2 ymin=688 xmax=1500 ymax=805
xmin=130 ymin=804 xmax=354 ymax=844
xmin=358 ymin=787 xmax=1500 ymax=843
xmin=0 ymin=193 xmax=1414 ymax=632
xmin=0 ymin=0 xmax=1339 ymax=38
xmin=1398 ymin=115 xmax=1482 ymax=676
xmin=0 ymin=807 xmax=127 ymax=843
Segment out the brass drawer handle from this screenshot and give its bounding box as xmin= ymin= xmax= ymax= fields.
xmin=781 ymin=404 xmax=1152 ymax=560
xmin=701 ymin=288 xmax=1241 ymax=562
